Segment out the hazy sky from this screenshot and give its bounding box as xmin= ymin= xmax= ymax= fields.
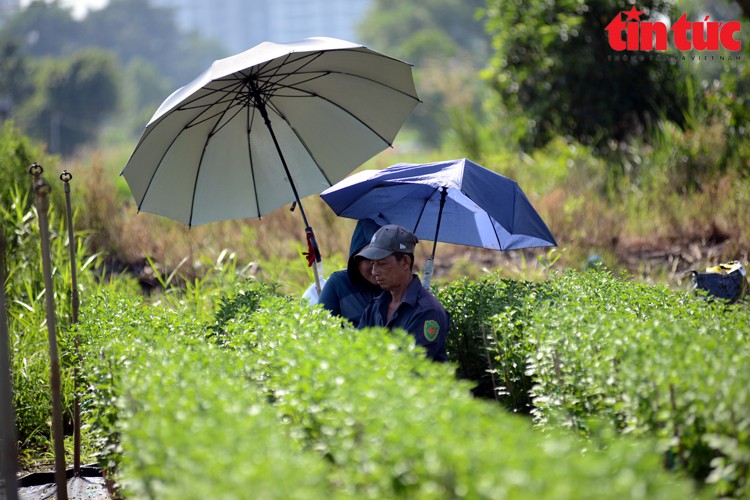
xmin=19 ymin=0 xmax=109 ymax=20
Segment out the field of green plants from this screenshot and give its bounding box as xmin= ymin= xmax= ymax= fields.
xmin=2 ymin=0 xmax=750 ymax=495
xmin=39 ymin=267 xmax=741 ymax=500
xmin=4 ymin=141 xmax=749 ymax=498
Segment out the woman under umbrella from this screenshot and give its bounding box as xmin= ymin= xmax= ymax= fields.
xmin=319 ymin=219 xmax=382 ymax=327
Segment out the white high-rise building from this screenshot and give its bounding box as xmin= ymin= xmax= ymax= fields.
xmin=152 ymin=0 xmax=372 ymax=55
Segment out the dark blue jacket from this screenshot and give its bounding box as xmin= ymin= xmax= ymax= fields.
xmin=358 ymin=275 xmax=449 ymax=362
xmin=319 ymin=219 xmax=381 ymax=327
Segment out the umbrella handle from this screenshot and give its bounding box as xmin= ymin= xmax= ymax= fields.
xmin=306 ymin=227 xmax=322 ymax=263
xmin=305 ymin=228 xmax=323 ymax=295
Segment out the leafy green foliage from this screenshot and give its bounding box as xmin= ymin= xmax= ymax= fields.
xmin=207 ymin=279 xmax=284 ymax=342
xmin=0 ymin=1 xmax=80 ymax=56
xmin=76 ymin=292 xmax=205 ymax=474
xmin=483 ymin=0 xmax=689 ymax=150
xmin=1 ymin=0 xmax=226 ymax=87
xmin=357 ymin=0 xmax=491 ymax=147
xmin=0 ymin=0 xmax=226 ymax=154
xmin=0 ymin=40 xmax=35 ymax=108
xmin=16 ymin=48 xmax=119 ymax=155
xmin=358 ymin=0 xmax=489 ymax=66
xmin=526 ymin=269 xmax=750 ymax=498
xmin=436 ymin=273 xmax=553 ymax=410
xmin=0 ymin=121 xmax=46 ymax=213
xmin=0 ymin=139 xmax=138 ymax=456
xmin=74 ymin=283 xmax=702 ymax=499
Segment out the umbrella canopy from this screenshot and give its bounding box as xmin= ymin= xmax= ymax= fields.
xmin=121 ymin=37 xmax=420 ymax=228
xmin=320 ymin=158 xmax=556 ymax=259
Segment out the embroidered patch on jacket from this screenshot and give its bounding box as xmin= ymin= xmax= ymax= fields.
xmin=424 ymin=320 xmax=439 ymax=341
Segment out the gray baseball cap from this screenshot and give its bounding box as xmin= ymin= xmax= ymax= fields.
xmin=356 ymin=224 xmax=418 ymax=261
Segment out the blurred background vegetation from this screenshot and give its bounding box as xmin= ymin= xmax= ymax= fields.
xmin=1 ymin=0 xmax=749 ymax=296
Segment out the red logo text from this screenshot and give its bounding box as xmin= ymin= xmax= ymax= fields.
xmin=606 ymin=6 xmax=742 ymax=51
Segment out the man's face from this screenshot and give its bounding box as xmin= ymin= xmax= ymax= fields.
xmin=370 ymin=254 xmax=410 ymax=291
xmin=357 ymin=258 xmax=380 ymax=286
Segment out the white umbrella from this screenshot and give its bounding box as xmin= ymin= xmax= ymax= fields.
xmin=121 ymin=37 xmax=419 ymax=291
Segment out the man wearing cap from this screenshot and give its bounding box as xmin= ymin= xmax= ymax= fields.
xmin=356 ymin=224 xmax=450 ymax=362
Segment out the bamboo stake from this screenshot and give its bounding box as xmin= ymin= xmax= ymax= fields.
xmin=60 ymin=171 xmax=81 ymax=476
xmin=30 ymin=163 xmax=68 ymax=500
xmin=0 ymin=230 xmax=19 ymax=500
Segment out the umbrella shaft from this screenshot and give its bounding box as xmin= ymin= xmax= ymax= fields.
xmin=250 ymin=82 xmax=310 ymax=228
xmin=431 ymin=188 xmax=447 ymax=260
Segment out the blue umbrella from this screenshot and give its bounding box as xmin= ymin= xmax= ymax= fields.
xmin=320 ymin=159 xmax=556 ymax=286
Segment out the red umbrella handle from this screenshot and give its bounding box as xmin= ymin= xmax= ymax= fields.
xmin=303 ymin=228 xmax=321 ymax=266
xmin=303 ymin=228 xmax=323 ymax=295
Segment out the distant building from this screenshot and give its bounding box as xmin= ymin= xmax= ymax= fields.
xmin=152 ymin=0 xmax=372 ymax=55
xmin=0 ymin=0 xmax=20 ymax=28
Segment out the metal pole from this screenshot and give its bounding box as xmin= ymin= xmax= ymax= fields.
xmin=29 ymin=163 xmax=68 ymax=500
xmin=59 ymin=171 xmax=80 ymax=476
xmin=249 ymin=80 xmax=322 ymax=292
xmin=0 ymin=230 xmax=19 ymax=500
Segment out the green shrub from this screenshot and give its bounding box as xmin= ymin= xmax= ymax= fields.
xmin=527 ymin=269 xmax=750 ymax=498
xmin=76 ymin=281 xmax=703 ymax=499
xmin=207 ymin=279 xmax=284 ymax=343
xmin=436 ymin=273 xmax=553 ymax=409
xmin=77 ymin=291 xmax=337 ymax=499
xmin=231 ymin=296 xmax=701 ymax=499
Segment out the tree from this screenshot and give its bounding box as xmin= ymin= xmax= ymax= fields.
xmin=0 ymin=0 xmax=81 ymax=57
xmin=17 ymin=48 xmax=119 ymax=155
xmin=0 ymin=40 xmax=35 ymax=110
xmin=358 ymin=0 xmax=490 ymax=66
xmin=81 ymin=0 xmax=206 ymax=86
xmin=483 ymin=0 xmax=690 ymax=150
xmin=0 ymin=0 xmax=226 ymax=89
xmin=357 ymin=0 xmax=491 ymax=146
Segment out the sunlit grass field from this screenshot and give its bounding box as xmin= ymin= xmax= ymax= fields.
xmin=56 ymin=114 xmax=750 ymax=298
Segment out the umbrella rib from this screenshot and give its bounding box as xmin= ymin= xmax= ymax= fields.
xmin=413 ymin=186 xmax=440 ymax=233
xmin=252 ymin=47 xmax=414 ymax=82
xmin=171 ymin=83 xmax=249 ymax=132
xmin=187 ymin=137 xmax=211 ymax=228
xmin=266 ymin=90 xmax=392 ymax=149
xmin=136 ymin=130 xmax=188 ymax=211
xmin=176 ymin=80 xmax=246 ymax=112
xmin=180 ymin=95 xmax=244 ymax=115
xmin=454 ymin=188 xmax=505 ymax=249
xmin=329 ymin=181 xmax=390 ymax=215
xmin=263 ymin=99 xmax=332 ymax=186
xmin=183 ymin=101 xmax=244 ymax=131
xmin=266 ymin=70 xmax=420 ymax=147
xmin=228 ymin=51 xmax=301 ymax=106
xmin=246 ymin=105 xmax=261 ymax=217
xmin=251 ymin=52 xmax=296 ymax=100
xmin=238 ymin=51 xmax=316 ymax=82
xmin=187 ymin=81 xmax=249 ymax=227
xmin=255 ymin=72 xmax=329 ymax=92
xmin=487 ymin=210 xmax=504 ymax=251
xmin=254 ymin=51 xmax=326 ymax=89
xmin=276 ymin=69 xmax=421 ymax=103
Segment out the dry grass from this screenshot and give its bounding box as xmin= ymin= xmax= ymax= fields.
xmin=55 ymin=126 xmax=750 ymax=296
